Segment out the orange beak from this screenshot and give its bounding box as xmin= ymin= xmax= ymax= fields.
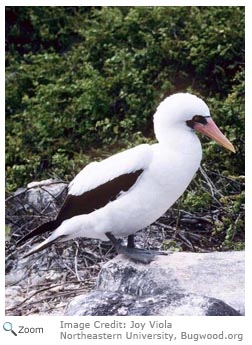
xmin=194 ymin=117 xmax=236 ymax=153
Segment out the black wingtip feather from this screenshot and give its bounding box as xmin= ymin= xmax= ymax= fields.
xmin=17 ymin=219 xmax=59 ymax=246
xmin=22 ymin=235 xmax=67 ymax=258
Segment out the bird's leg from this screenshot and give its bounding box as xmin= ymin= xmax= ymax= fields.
xmin=106 ymin=232 xmax=168 ymax=264
xmin=127 ymin=234 xmax=135 ymax=248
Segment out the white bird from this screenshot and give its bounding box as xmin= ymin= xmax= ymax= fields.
xmin=18 ymin=93 xmax=235 ymax=263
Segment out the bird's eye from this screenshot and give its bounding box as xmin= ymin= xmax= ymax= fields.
xmin=186 ymin=115 xmax=208 ymax=129
xmin=192 ymin=115 xmax=207 ymax=125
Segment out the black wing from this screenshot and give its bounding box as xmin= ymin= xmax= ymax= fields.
xmin=17 ymin=169 xmax=143 ymax=245
xmin=56 ymin=169 xmax=144 ymax=223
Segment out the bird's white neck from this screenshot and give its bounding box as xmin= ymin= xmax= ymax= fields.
xmin=155 ymin=122 xmax=202 ymax=157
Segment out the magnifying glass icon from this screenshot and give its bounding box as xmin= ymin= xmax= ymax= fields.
xmin=3 ymin=322 xmax=17 ymax=336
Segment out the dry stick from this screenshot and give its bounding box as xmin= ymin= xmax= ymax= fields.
xmin=6 ymin=185 xmax=104 ymax=314
xmin=6 ymin=181 xmax=67 ymax=203
xmin=199 ymin=166 xmax=223 ymax=197
xmin=101 ymin=243 xmax=114 ymax=261
xmin=26 ymin=302 xmax=65 ymax=315
xmin=177 ymin=231 xmax=194 ymax=250
xmin=7 ymin=278 xmax=94 ymax=313
xmin=6 ymin=283 xmax=67 ymax=311
xmin=208 ymin=169 xmax=244 ymax=185
xmin=57 ymin=256 xmax=77 ymax=277
xmin=39 ymin=200 xmax=58 ymax=217
xmin=232 ymin=213 xmax=242 ymax=240
xmin=8 ymin=292 xmax=72 ymax=314
xmin=155 ymin=222 xmax=174 ymax=231
xmin=81 ymin=248 xmax=105 ymax=264
xmin=6 ymin=182 xmax=67 ymax=233
xmin=20 ymin=287 xmax=90 ymax=312
xmin=174 ymin=198 xmax=182 ymax=237
xmin=28 ymin=279 xmax=88 ymax=290
xmin=74 ymin=241 xmax=81 ymax=281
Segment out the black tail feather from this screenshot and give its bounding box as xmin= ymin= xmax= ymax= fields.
xmin=23 ymin=235 xmax=67 ymax=258
xmin=17 ymin=219 xmax=59 ymax=246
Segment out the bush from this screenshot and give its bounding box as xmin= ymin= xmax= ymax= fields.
xmin=6 ymin=6 xmax=244 ymax=192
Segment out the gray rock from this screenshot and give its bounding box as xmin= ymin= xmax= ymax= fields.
xmin=26 ymin=179 xmax=67 ymax=212
xmin=66 ymin=251 xmax=244 ymax=316
xmin=66 ymin=290 xmax=240 ymax=316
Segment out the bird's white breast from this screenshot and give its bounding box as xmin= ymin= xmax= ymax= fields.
xmin=70 ymin=138 xmax=202 ymax=240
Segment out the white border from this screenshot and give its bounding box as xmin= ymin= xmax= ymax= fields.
xmin=1 ymin=0 xmax=249 ymax=6
xmin=2 ymin=1 xmax=251 ymax=344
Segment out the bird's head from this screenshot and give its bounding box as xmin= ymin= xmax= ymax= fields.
xmin=154 ymin=93 xmax=235 ymax=153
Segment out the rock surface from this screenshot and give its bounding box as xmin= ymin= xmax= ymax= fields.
xmin=66 ymin=290 xmax=240 ymax=316
xmin=6 ymin=179 xmax=244 ymax=316
xmin=66 ymin=251 xmax=244 ymax=316
xmin=26 ymin=179 xmax=67 ymax=212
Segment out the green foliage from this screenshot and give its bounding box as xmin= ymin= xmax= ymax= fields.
xmin=202 ymin=68 xmax=245 ymax=174
xmin=214 ymin=190 xmax=245 ymax=250
xmin=5 ymin=225 xmax=12 ymax=242
xmin=6 ymin=6 xmax=244 ymax=195
xmin=182 ymin=190 xmax=212 ymax=211
xmin=177 ymin=171 xmax=244 ymax=251
xmin=162 ymin=239 xmax=183 ymax=252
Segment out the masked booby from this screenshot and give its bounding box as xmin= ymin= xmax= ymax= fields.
xmin=17 ymin=93 xmax=235 ymax=263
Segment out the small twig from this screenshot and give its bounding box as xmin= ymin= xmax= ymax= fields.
xmin=74 ymin=241 xmax=81 ymax=281
xmin=174 ymin=198 xmax=182 ymax=236
xmin=6 ymin=283 xmax=65 ymax=311
xmin=200 ymin=166 xmax=223 ymax=199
